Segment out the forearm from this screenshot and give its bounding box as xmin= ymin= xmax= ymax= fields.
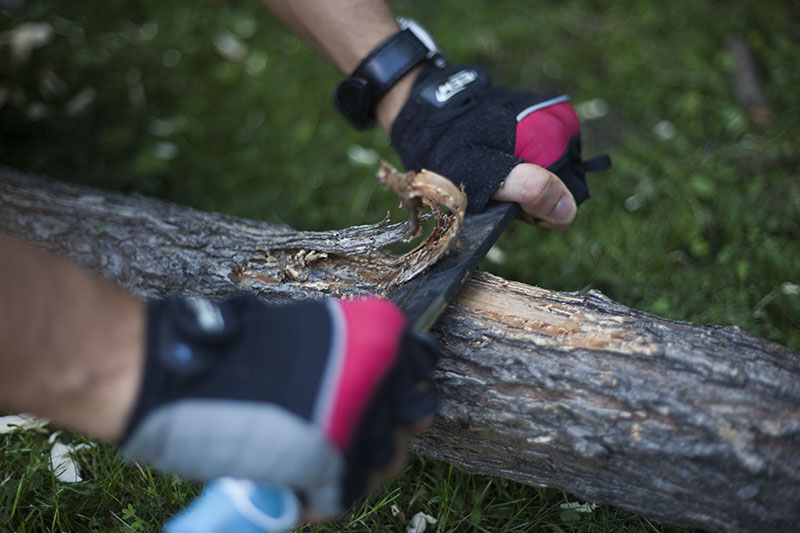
xmin=0 ymin=234 xmax=144 ymax=440
xmin=259 ymin=0 xmax=420 ymax=134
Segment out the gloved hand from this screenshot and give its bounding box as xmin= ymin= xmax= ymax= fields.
xmin=391 ymin=64 xmax=609 ymax=221
xmin=120 ymin=294 xmax=437 ymax=517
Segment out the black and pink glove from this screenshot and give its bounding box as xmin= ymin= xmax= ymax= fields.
xmin=391 ymin=64 xmax=610 ymax=213
xmin=121 ymin=295 xmax=437 ymax=516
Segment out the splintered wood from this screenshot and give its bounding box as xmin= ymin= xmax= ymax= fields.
xmin=231 ymin=161 xmax=467 ymax=297
xmin=376 ymin=160 xmax=466 ymax=241
xmin=375 ymin=161 xmax=466 ymax=283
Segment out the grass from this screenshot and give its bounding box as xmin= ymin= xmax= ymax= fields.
xmin=1 ymin=427 xmax=199 ymax=531
xmin=1 ymin=0 xmax=798 ymax=530
xmin=2 ymin=427 xmax=680 ymax=532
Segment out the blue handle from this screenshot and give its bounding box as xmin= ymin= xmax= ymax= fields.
xmin=165 ymin=479 xmax=300 ymax=533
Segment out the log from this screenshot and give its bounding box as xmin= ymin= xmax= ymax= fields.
xmin=1 ymin=166 xmax=798 ymax=532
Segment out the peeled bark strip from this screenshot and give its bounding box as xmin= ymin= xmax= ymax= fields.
xmin=371 ymin=161 xmax=466 ymax=285
xmin=1 ymin=167 xmax=798 ymax=532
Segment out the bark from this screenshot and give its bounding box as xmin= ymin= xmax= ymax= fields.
xmin=1 ymin=166 xmax=799 ymax=532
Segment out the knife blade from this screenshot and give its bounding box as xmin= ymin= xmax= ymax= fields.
xmin=389 ymin=201 xmax=520 ymax=331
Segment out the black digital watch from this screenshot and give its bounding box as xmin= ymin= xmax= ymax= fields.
xmin=333 ymin=18 xmax=447 ymax=130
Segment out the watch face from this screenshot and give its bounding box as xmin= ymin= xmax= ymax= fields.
xmin=334 ymin=78 xmax=373 ymax=129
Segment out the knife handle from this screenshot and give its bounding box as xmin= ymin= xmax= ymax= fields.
xmin=165 ymin=479 xmax=300 ymax=533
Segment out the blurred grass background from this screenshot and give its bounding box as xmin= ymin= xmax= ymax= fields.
xmin=1 ymin=0 xmax=798 ymax=530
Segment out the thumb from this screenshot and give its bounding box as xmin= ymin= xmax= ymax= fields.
xmin=492 ymin=163 xmax=577 ymax=229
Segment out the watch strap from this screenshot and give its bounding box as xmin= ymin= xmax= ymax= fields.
xmin=334 ymin=28 xmax=440 ymax=129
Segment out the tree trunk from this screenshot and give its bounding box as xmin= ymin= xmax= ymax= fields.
xmin=1 ymin=166 xmax=798 ymax=532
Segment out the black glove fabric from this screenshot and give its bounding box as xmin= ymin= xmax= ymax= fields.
xmin=120 ymin=294 xmax=438 ymax=516
xmin=391 ymin=64 xmax=610 ymax=213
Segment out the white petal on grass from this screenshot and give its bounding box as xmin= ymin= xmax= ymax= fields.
xmin=50 ymin=440 xmax=82 ymax=482
xmin=485 ymin=245 xmax=507 ymax=265
xmin=576 ymin=98 xmax=609 ymax=120
xmin=1 ymin=22 xmax=54 ymax=63
xmin=407 ymin=512 xmax=437 ymax=533
xmin=138 ymin=21 xmax=158 ymax=41
xmin=781 ymin=282 xmax=799 ymax=295
xmin=65 ymin=87 xmax=96 ymax=116
xmin=48 ymin=431 xmax=93 ymax=483
xmin=390 ymin=503 xmax=405 ymax=521
xmin=0 ymin=413 xmax=48 ymax=434
xmin=214 ymin=32 xmax=248 ymax=63
xmin=653 ymin=120 xmax=677 ymax=141
xmin=148 ymin=117 xmax=177 ymax=137
xmin=40 ymin=69 xmax=68 ymax=98
xmin=346 ymin=144 xmax=379 ymax=166
xmin=624 ymin=194 xmax=643 ymax=212
xmin=245 ymin=53 xmax=268 ymax=76
xmin=559 ymin=501 xmax=597 ymax=513
xmin=234 ymin=17 xmax=258 ymax=39
xmin=153 ymin=141 xmax=179 ymax=161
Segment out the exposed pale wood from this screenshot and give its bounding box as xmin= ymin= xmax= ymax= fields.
xmin=1 ymin=166 xmax=798 ymax=532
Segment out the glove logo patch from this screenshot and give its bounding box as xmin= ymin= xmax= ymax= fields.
xmin=435 ymin=69 xmax=478 ymax=103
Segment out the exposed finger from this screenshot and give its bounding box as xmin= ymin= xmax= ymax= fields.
xmin=492 ymin=162 xmax=577 ymax=228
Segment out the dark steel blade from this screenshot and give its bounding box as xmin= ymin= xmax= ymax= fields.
xmin=388 ymin=201 xmax=519 ymax=331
